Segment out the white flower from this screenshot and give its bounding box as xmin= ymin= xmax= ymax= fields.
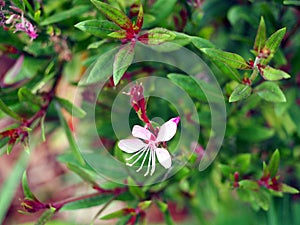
xmin=118 ymin=117 xmax=180 ymax=176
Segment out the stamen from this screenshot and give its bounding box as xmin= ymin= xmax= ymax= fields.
xmin=126 ymin=146 xmax=146 ymax=161
xmin=136 ymin=147 xmax=150 ymax=172
xmin=144 ymin=149 xmax=152 ymax=176
xmin=150 ymin=149 xmax=156 ymax=176
xmin=126 ymin=147 xmax=147 ymax=167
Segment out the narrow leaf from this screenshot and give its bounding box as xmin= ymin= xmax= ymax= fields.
xmin=60 ymin=194 xmax=114 ymax=211
xmin=255 ymin=81 xmax=286 ymax=102
xmin=135 ymin=4 xmax=144 ymax=32
xmin=0 ymin=98 xmax=22 ymax=121
xmin=138 ymin=28 xmax=176 ymax=45
xmin=281 ymin=184 xmax=299 ymax=194
xmin=201 ymin=48 xmax=250 ymax=69
xmin=75 ymin=20 xmax=120 ymax=38
xmin=283 ymin=1 xmax=300 ymax=6
xmin=67 ymin=163 xmax=98 ymax=187
xmin=113 ymin=42 xmax=135 ymax=85
xmin=101 ymin=208 xmax=127 ymax=220
xmin=40 ymin=115 xmax=46 ymax=142
xmin=107 ymin=30 xmax=127 ymax=39
xmin=191 ymin=36 xmax=215 ymax=49
xmin=91 ymin=0 xmax=133 ymax=31
xmin=229 ymin=84 xmax=252 ymax=102
xmin=128 ymin=177 xmax=146 ymax=199
xmin=41 ymin=6 xmax=90 ymax=26
xmin=138 ymin=200 xmax=152 ymax=210
xmin=212 ymin=60 xmax=242 ymax=82
xmin=262 ymin=66 xmax=291 ymax=81
xmin=239 ymin=180 xmax=260 ymax=190
xmin=18 ymin=87 xmax=42 ymax=106
xmin=254 ymin=17 xmax=266 ymax=53
xmin=56 ymin=97 xmax=86 ymax=118
xmin=22 ymin=172 xmax=36 ymax=200
xmin=268 ymin=149 xmax=280 ymax=178
xmin=55 ymin=103 xmax=85 ymax=165
xmin=156 ymin=200 xmax=175 ymax=225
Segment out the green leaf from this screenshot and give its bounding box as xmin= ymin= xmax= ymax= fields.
xmin=263 ymin=28 xmax=286 ymax=64
xmin=138 ymin=200 xmax=152 ymax=210
xmin=235 ymin=154 xmax=252 ymax=173
xmin=74 ymin=20 xmax=120 ymax=38
xmin=238 ymin=126 xmax=275 ymax=142
xmin=41 ymin=6 xmax=90 ymax=26
xmin=283 ymin=1 xmax=300 ymax=6
xmin=61 ymin=194 xmax=114 ymax=211
xmin=0 ymin=98 xmax=22 ymax=121
xmin=101 ymin=208 xmax=127 ymax=220
xmin=262 ymin=66 xmax=291 ymax=81
xmin=90 ymin=0 xmax=133 ymax=31
xmin=113 ymin=42 xmax=135 ymax=85
xmin=35 ymin=207 xmax=56 ymax=225
xmin=268 ymin=149 xmax=280 ymax=178
xmin=255 ymin=81 xmax=286 ymax=102
xmin=239 ymin=180 xmax=260 ymax=190
xmin=135 ymin=4 xmax=144 ymax=32
xmin=83 ymin=47 xmax=118 ymax=84
xmin=253 ymin=189 xmax=271 ymax=211
xmin=191 ymin=36 xmax=215 ymax=49
xmin=149 ymin=0 xmax=177 ymax=23
xmin=211 ymin=60 xmax=242 ymax=82
xmin=201 ymin=48 xmax=250 ymax=69
xmin=281 ymin=184 xmax=299 ymax=194
xmin=11 ymin=0 xmax=24 ymax=10
xmin=55 ymin=103 xmax=85 ymax=165
xmin=0 ymin=152 xmax=29 ymax=224
xmin=167 ymin=73 xmax=206 ymax=101
xmin=18 ymin=87 xmax=43 ymax=106
xmin=107 ymin=30 xmax=127 ymax=39
xmin=254 ymin=17 xmax=266 ymax=53
xmin=41 ymin=115 xmax=46 ymax=142
xmin=127 ymin=177 xmax=146 ymax=199
xmin=229 ymin=84 xmax=252 ymax=102
xmin=56 ymin=97 xmax=86 ymax=118
xmin=139 ymin=28 xmax=176 ymax=45
xmin=67 ymin=163 xmax=98 ymax=187
xmin=22 ymin=172 xmax=36 ymax=200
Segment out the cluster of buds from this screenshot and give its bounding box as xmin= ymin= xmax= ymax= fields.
xmin=258 ymin=174 xmax=280 ymax=191
xmin=126 ymin=83 xmax=150 ymax=124
xmin=0 ymin=126 xmax=29 ymax=153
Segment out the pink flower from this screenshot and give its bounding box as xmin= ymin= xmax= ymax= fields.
xmin=118 ymin=117 xmax=180 ymax=176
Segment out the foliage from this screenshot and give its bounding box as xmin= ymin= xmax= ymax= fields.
xmin=1 ymin=0 xmax=300 ymax=225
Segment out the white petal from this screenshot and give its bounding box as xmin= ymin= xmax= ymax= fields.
xmin=144 ymin=149 xmax=152 ymax=176
xmin=150 ymin=149 xmax=156 ymax=176
xmin=156 ymin=119 xmax=178 ymax=142
xmin=156 ymin=148 xmax=172 ymax=169
xmin=118 ymin=138 xmax=147 ymax=153
xmin=132 ymin=125 xmax=154 ymax=140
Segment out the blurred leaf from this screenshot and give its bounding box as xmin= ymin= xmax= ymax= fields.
xmin=91 ymin=0 xmax=133 ymax=31
xmin=255 ymin=81 xmax=286 ymax=102
xmin=253 ymin=189 xmax=271 ymax=211
xmin=18 ymin=87 xmax=43 ymax=106
xmin=127 ymin=177 xmax=146 ymax=199
xmin=0 ymin=152 xmax=29 ymax=224
xmin=100 ymin=208 xmax=127 ymax=220
xmin=35 ymin=207 xmax=56 ymax=225
xmin=281 ymin=184 xmax=299 ymax=194
xmin=138 ymin=28 xmax=176 ymax=45
xmin=212 ymin=60 xmax=242 ymax=82
xmin=238 ymin=126 xmax=275 ymax=142
xmin=56 ymin=97 xmax=86 ymax=118
xmin=113 ymin=42 xmax=135 ymax=85
xmin=138 ymin=200 xmax=152 ymax=210
xmin=41 ymin=6 xmax=90 ymax=25
xmin=235 ymin=154 xmax=251 ymax=173
xmin=0 ymin=98 xmax=22 ymax=121
xmin=22 ymin=172 xmax=36 ymax=200
xmin=67 ymin=163 xmax=98 ymax=187
xmin=74 ymin=20 xmax=120 ymax=38
xmin=156 ymin=200 xmax=174 ymax=225
xmin=149 ymin=0 xmax=177 ymax=24
xmin=201 ymin=48 xmax=250 ymax=69
xmin=11 ymin=0 xmax=24 ymax=10
xmin=268 ymin=149 xmax=280 ymax=178
xmin=60 ymin=194 xmax=114 ymax=211
xmin=229 ymin=84 xmax=252 ymax=102
xmin=41 ymin=115 xmax=46 ymax=142
xmin=167 ymin=73 xmax=206 ymax=101
xmin=283 ymin=1 xmax=300 ymax=6
xmin=55 ymin=103 xmax=85 ymax=165
xmin=239 ymin=180 xmax=260 ymax=190
xmin=254 ymin=17 xmax=266 ymax=53
xmin=262 ymin=66 xmax=291 ymax=81
xmin=191 ymin=36 xmax=215 ymax=49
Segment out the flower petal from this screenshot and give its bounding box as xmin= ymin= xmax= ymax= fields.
xmin=118 ymin=138 xmax=147 ymax=153
xmin=156 ymin=148 xmax=172 ymax=169
xmin=156 ymin=118 xmax=178 ymax=142
xmin=132 ymin=125 xmax=154 ymax=140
